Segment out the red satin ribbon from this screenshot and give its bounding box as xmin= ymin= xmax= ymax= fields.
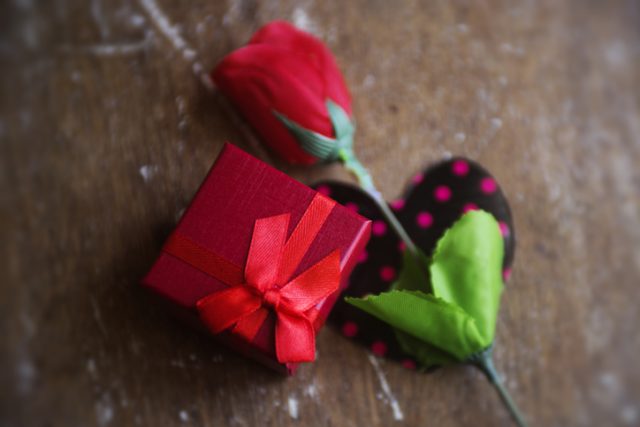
xmin=163 ymin=194 xmax=339 ymax=363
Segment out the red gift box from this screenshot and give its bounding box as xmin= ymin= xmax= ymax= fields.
xmin=142 ymin=143 xmax=371 ymax=374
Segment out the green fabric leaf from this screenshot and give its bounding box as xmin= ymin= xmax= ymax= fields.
xmin=346 ymin=290 xmax=486 ymax=360
xmin=388 ymin=246 xmax=449 ymax=367
xmin=429 ymin=210 xmax=504 ymax=345
xmin=395 ymin=329 xmax=457 ymax=368
xmin=390 ymin=246 xmax=432 ymax=293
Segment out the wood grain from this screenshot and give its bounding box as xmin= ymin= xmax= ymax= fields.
xmin=2 ymin=1 xmax=639 ymax=426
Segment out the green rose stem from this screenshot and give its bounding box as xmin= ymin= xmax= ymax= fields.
xmin=276 ymin=100 xmax=423 ymax=276
xmin=470 ymin=348 xmax=529 ymax=427
xmin=336 ymin=146 xmax=419 ymax=258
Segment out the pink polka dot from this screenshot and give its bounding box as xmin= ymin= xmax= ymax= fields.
xmin=342 ymin=321 xmax=359 ymax=337
xmin=412 ymin=173 xmax=424 ymax=184
xmin=463 ymin=203 xmax=478 ymax=213
xmin=380 ymin=266 xmax=396 ymax=281
xmin=402 ymin=359 xmax=417 ymax=370
xmin=434 ymin=185 xmax=452 ymax=202
xmin=345 ymin=202 xmax=359 ymax=213
xmin=371 ymin=341 xmax=388 ymax=356
xmin=452 ymin=160 xmax=470 ymax=176
xmin=499 ymin=221 xmax=510 ymax=237
xmin=416 ymin=211 xmax=433 ymax=228
xmin=398 ymin=241 xmax=406 ymax=251
xmin=316 ymin=185 xmax=331 ymax=196
xmin=358 ymin=250 xmax=368 ymax=263
xmin=503 ymin=268 xmax=512 ymax=281
xmin=372 ymin=220 xmax=387 ymax=236
xmin=390 ymin=199 xmax=405 ymax=211
xmin=480 ymin=177 xmax=497 ymax=194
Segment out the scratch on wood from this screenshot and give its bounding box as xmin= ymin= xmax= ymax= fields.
xmin=137 ymin=0 xmax=276 ymax=165
xmin=58 ymin=31 xmax=152 ymax=56
xmin=367 ymin=354 xmax=404 ymax=421
xmin=91 ymin=0 xmax=110 ymax=40
xmin=137 ymin=0 xmax=213 ymax=90
xmin=90 ymin=296 xmax=108 ymax=337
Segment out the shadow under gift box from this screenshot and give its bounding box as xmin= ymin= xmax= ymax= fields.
xmin=142 ymin=143 xmax=371 ymax=374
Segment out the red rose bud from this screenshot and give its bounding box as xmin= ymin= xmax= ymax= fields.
xmin=212 ymin=21 xmax=353 ymax=165
xmin=214 ymin=21 xmax=423 ymax=279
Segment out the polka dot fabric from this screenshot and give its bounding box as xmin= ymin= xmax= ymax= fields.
xmin=312 ymin=157 xmax=516 ymax=369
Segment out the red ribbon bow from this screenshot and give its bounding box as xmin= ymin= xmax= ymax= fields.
xmin=164 ymin=194 xmax=340 ymax=363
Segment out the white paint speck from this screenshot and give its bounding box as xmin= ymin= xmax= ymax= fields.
xmin=303 ymin=383 xmax=318 ymax=399
xmin=491 ymin=117 xmax=503 ymax=130
xmin=367 ymin=354 xmax=404 ymax=421
xmin=399 ymin=135 xmax=408 ymax=148
xmin=622 ymin=405 xmax=639 ymax=425
xmin=139 ymin=165 xmax=158 ymax=182
xmin=129 ymin=14 xmax=146 ymax=28
xmin=87 ymin=358 xmax=97 ymax=375
xmin=96 ymin=394 xmax=114 ymax=426
xmin=16 ymin=358 xmax=36 ymax=395
xmin=604 ymin=40 xmax=628 ymax=68
xmin=362 ymin=74 xmax=376 ymax=88
xmin=222 ymin=0 xmax=240 ymax=27
xmin=21 ymin=13 xmax=39 ymax=49
xmin=183 ymin=48 xmax=197 ymax=61
xmin=179 ymin=410 xmax=189 ymax=422
xmin=454 ymin=132 xmax=466 ymax=143
xmin=176 ymin=96 xmax=188 ymax=131
xmin=599 ymin=372 xmax=620 ymax=392
xmin=499 ymin=42 xmax=525 ymax=56
xmin=457 ymin=23 xmax=469 ymax=34
xmin=287 ymin=396 xmax=299 ymax=419
xmin=292 ymin=8 xmax=318 ymax=35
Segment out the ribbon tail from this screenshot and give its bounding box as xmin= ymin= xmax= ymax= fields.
xmin=275 ymin=311 xmax=316 ymax=363
xmin=197 ymin=287 xmax=261 ymax=333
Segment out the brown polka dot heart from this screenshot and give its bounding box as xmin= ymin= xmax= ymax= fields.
xmin=312 ymin=157 xmax=516 ymax=370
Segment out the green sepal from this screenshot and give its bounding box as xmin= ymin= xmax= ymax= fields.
xmin=274 ymin=111 xmax=339 ymax=160
xmin=273 ymin=99 xmax=354 ymax=162
xmin=429 ymin=210 xmax=504 ymax=344
xmin=325 ymin=99 xmax=355 ymax=141
xmin=346 ymin=290 xmax=486 ymax=360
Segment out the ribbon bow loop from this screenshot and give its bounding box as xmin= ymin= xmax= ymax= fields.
xmin=193 ymin=194 xmax=340 ymax=363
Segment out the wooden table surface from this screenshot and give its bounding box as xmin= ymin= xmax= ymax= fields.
xmin=2 ymin=1 xmax=640 ymax=426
